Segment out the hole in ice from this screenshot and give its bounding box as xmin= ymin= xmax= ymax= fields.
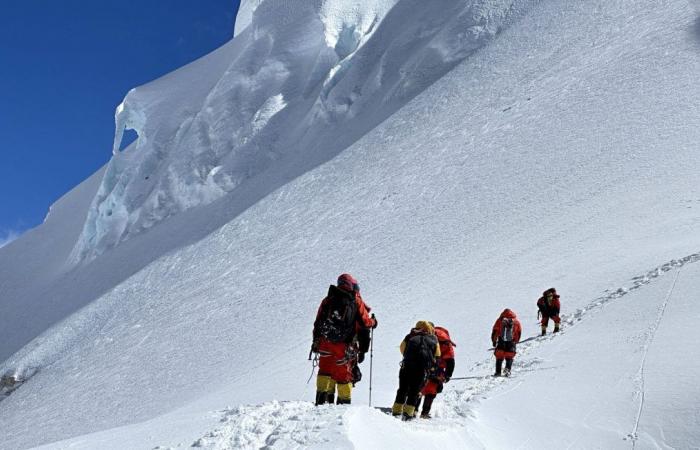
xmin=119 ymin=128 xmax=138 ymax=151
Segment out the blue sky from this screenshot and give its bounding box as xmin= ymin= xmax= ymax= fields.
xmin=0 ymin=0 xmax=240 ymax=246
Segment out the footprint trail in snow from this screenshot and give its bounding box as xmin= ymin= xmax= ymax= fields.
xmin=183 ymin=252 xmax=700 ymax=449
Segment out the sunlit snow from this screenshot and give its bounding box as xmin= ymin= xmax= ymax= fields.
xmin=1 ymin=0 xmax=699 ymax=448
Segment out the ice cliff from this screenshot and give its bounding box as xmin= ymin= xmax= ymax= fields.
xmin=73 ymin=0 xmax=527 ymax=260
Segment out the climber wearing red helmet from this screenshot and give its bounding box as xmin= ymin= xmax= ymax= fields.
xmin=311 ymin=273 xmax=377 ymax=405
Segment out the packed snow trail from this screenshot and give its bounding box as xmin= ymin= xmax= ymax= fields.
xmin=469 ymin=261 xmax=700 ymax=449
xmin=190 ymin=402 xmax=352 ymax=449
xmin=178 ymin=254 xmax=700 ymax=450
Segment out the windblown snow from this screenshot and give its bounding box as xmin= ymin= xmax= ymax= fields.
xmin=1 ymin=0 xmax=700 ymax=449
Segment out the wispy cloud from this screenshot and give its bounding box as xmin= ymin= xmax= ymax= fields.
xmin=0 ymin=230 xmax=20 ymax=248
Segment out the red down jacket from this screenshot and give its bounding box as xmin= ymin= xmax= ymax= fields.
xmin=491 ymin=309 xmax=522 ymax=359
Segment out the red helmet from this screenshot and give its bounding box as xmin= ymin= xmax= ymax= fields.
xmin=337 ymin=273 xmax=359 ymax=293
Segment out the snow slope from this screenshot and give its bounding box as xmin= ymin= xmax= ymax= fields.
xmin=2 ymin=0 xmax=700 ymax=448
xmin=0 ymin=167 xmax=105 ymax=361
xmin=32 ymin=256 xmax=700 ymax=449
xmin=2 ymin=0 xmax=528 ymax=363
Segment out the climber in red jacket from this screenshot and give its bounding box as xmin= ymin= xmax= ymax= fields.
xmin=537 ymin=287 xmax=561 ymax=335
xmin=491 ymin=309 xmax=522 ymax=377
xmin=312 ymin=273 xmax=377 ymax=405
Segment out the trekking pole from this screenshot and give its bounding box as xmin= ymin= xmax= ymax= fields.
xmin=369 ymin=314 xmax=375 ymax=407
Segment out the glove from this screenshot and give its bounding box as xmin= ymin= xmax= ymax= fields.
xmin=371 ymin=315 xmax=378 ymax=329
xmin=492 ymin=340 xmax=497 ymax=347
xmin=358 ymin=352 xmax=365 ymax=363
xmin=444 ymin=377 xmax=450 ymax=383
xmin=311 ymin=339 xmax=319 ymax=353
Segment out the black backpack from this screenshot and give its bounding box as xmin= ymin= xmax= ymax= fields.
xmin=402 ymin=333 xmax=438 ymax=371
xmin=500 ymin=318 xmax=514 ymax=343
xmin=318 ymin=285 xmax=358 ymax=343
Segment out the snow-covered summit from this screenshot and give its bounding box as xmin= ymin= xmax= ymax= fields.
xmin=73 ymin=0 xmax=526 ymax=260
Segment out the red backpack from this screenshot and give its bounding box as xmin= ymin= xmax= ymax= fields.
xmin=434 ymin=327 xmax=456 ymax=359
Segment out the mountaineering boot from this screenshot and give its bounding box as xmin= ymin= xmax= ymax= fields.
xmin=402 ymin=404 xmax=416 ymax=421
xmin=315 ymin=375 xmax=335 ymax=406
xmin=392 ymin=402 xmax=404 ymax=417
xmin=504 ymin=358 xmax=513 ymax=376
xmin=553 ymin=323 xmax=560 ymax=333
xmin=414 ymin=395 xmax=422 ymax=413
xmin=315 ymin=391 xmax=327 ymax=406
xmin=336 ymin=383 xmax=352 ymax=405
xmin=494 ymin=358 xmax=503 ymax=376
xmin=541 ymin=325 xmax=547 ymax=336
xmin=421 ymin=394 xmax=435 ymax=418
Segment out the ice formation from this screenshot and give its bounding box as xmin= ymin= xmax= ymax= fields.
xmin=72 ymin=0 xmax=526 ymax=260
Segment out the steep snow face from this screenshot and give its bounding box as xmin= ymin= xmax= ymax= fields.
xmin=0 ymin=167 xmax=105 ymax=361
xmin=72 ymin=0 xmax=527 ymax=260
